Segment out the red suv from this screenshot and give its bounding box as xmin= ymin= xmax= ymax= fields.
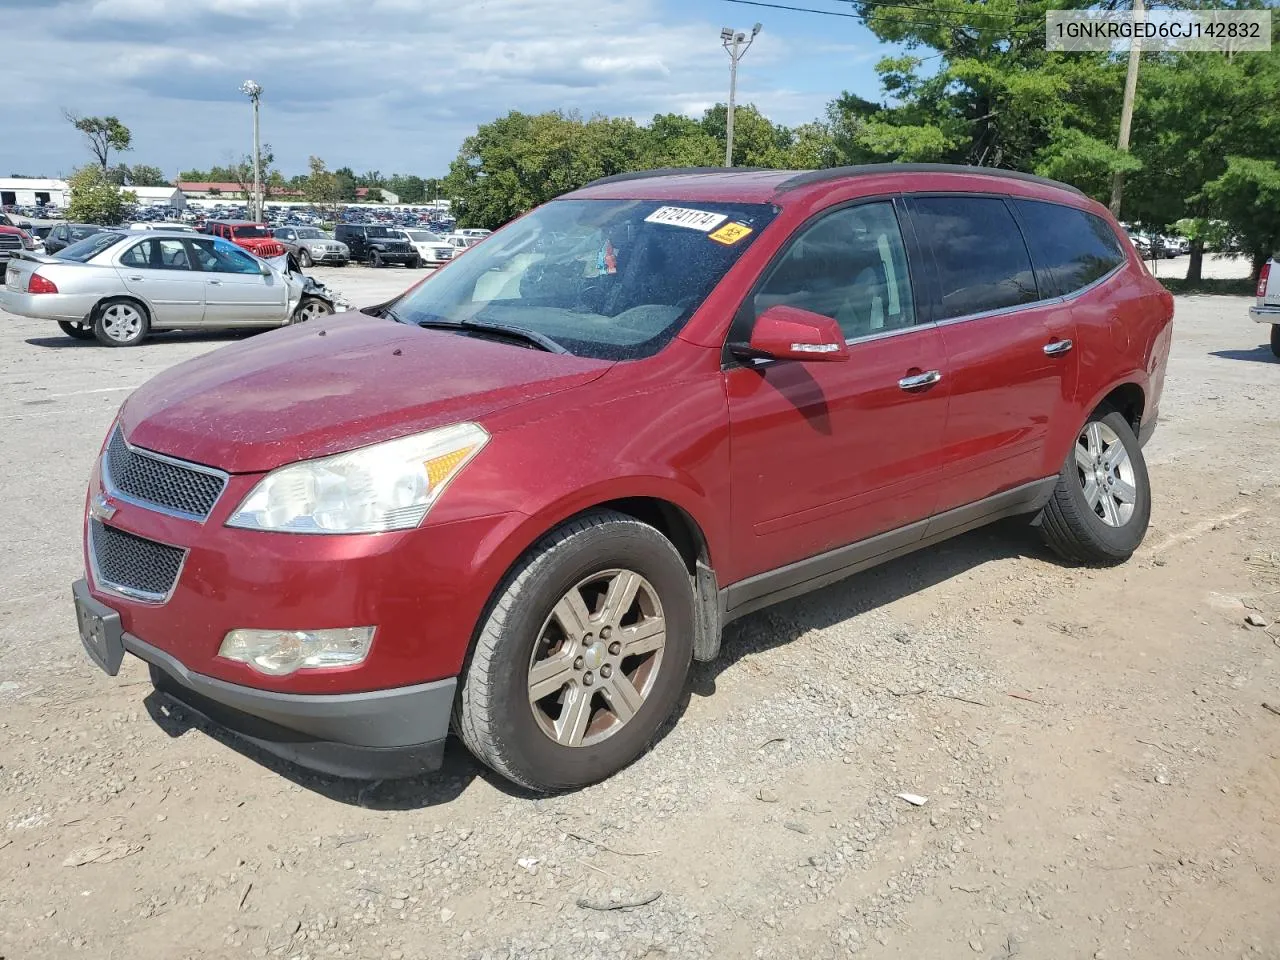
xmin=202 ymin=220 xmax=287 ymax=259
xmin=72 ymin=165 xmax=1173 ymax=792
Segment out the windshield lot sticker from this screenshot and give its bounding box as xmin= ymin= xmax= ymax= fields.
xmin=709 ymin=222 xmax=754 ymax=246
xmin=644 ymin=206 xmax=729 ymax=232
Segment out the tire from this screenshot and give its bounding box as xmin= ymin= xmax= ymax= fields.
xmin=1271 ymin=324 xmax=1280 ymax=358
xmin=455 ymin=510 xmax=695 ymax=793
xmin=57 ymin=320 xmax=94 ymax=340
xmin=408 ymin=256 xmax=422 ymax=269
xmin=1038 ymin=409 xmax=1151 ymax=565
xmin=371 ymin=251 xmax=385 ymax=268
xmin=298 ymin=248 xmax=313 ymax=268
xmin=92 ymin=298 xmax=150 ymax=347
xmin=289 ymin=296 xmax=335 ymax=325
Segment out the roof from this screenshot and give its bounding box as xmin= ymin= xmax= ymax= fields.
xmin=568 ymin=163 xmax=1086 ymax=204
xmin=128 ymin=185 xmax=182 ymax=197
xmin=0 ymin=177 xmax=70 ymax=191
xmin=177 ymin=181 xmax=301 ymax=197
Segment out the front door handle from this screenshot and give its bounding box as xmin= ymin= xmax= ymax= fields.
xmin=127 ymin=276 xmax=144 ymax=281
xmin=898 ymin=370 xmax=942 ymax=390
xmin=1044 ymin=339 xmax=1074 ymax=356
xmin=207 ymin=279 xmax=223 ymax=285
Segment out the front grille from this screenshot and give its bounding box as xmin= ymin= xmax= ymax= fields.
xmin=90 ymin=520 xmax=185 ymax=602
xmin=0 ymin=235 xmax=20 ymax=251
xmin=103 ymin=429 xmax=227 ymax=520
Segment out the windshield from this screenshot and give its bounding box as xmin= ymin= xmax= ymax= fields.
xmin=296 ymin=228 xmax=327 ymax=239
xmin=233 ymin=225 xmax=271 ymax=239
xmin=392 ymin=198 xmax=777 ymax=360
xmin=56 ymin=232 xmax=126 ymax=262
xmin=406 ymin=230 xmax=441 ymax=242
xmin=69 ymin=224 xmax=103 ymax=241
xmin=366 ymin=226 xmax=393 ymax=238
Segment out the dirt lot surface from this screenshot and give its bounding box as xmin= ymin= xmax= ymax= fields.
xmin=1 ymin=266 xmax=1278 ymax=960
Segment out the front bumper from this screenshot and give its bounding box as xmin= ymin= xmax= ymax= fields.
xmin=308 ymin=247 xmax=349 ymax=264
xmin=1248 ymin=304 xmax=1280 ymax=323
xmin=74 ymin=579 xmax=455 ymax=779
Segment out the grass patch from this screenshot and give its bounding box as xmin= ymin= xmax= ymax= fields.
xmin=1159 ymin=277 xmax=1256 ymax=296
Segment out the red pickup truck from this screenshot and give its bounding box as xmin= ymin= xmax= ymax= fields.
xmin=0 ymin=212 xmax=36 ymax=264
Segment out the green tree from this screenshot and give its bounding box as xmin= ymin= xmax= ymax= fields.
xmin=303 ymin=156 xmax=344 ymax=218
xmin=699 ymin=104 xmax=793 ymax=167
xmin=64 ymin=113 xmax=132 ymax=171
xmin=333 ymin=167 xmax=359 ymax=202
xmin=388 ymin=174 xmax=427 ymax=203
xmin=638 ymin=113 xmax=721 ymax=168
xmin=126 ymin=164 xmax=169 ymax=187
xmin=1199 ymin=157 xmax=1280 ymax=279
xmin=66 ymin=165 xmax=135 ymax=225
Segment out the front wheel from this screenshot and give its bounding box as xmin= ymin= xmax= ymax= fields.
xmin=455 ymin=510 xmax=694 ymax=792
xmin=289 ymin=296 xmax=335 ymax=324
xmin=1270 ymin=324 xmax=1280 ymax=358
xmin=1038 ymin=410 xmax=1151 ymax=565
xmin=408 ymin=256 xmax=422 ymax=269
xmin=298 ymin=248 xmax=313 ymax=268
xmin=93 ymin=299 xmax=150 ymax=347
xmin=371 ymin=251 xmax=385 ymax=268
xmin=57 ymin=320 xmax=94 ymax=340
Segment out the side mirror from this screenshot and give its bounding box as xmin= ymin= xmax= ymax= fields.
xmin=17 ymin=221 xmax=31 ymax=230
xmin=730 ymin=305 xmax=849 ymax=363
xmin=259 ymin=261 xmax=272 ymax=276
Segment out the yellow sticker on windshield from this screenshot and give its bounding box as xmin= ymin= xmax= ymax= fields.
xmin=709 ymin=222 xmax=753 ymax=246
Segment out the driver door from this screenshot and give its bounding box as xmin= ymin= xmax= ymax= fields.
xmin=724 ymin=200 xmax=951 ymax=581
xmin=189 ymin=237 xmax=289 ymax=324
xmin=115 ymin=238 xmax=204 ymax=325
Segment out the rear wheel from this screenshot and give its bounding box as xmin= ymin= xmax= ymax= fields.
xmin=455 ymin=510 xmax=694 ymax=792
xmin=1038 ymin=410 xmax=1151 ymax=565
xmin=57 ymin=320 xmax=94 ymax=340
xmin=1270 ymin=324 xmax=1280 ymax=358
xmin=93 ymin=299 xmax=150 ymax=347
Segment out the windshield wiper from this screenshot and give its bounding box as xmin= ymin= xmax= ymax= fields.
xmin=411 ymin=317 xmax=567 ymax=354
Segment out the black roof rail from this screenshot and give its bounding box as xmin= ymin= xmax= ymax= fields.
xmin=776 ymin=163 xmax=1086 ymax=197
xmin=580 ymin=166 xmax=770 ymax=188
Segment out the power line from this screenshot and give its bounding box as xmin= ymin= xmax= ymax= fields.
xmin=846 ymin=0 xmax=1038 ymax=22
xmin=721 ymin=0 xmax=1042 ymax=32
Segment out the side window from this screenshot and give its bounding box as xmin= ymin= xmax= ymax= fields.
xmin=189 ymin=238 xmax=262 ymax=274
xmin=752 ymin=201 xmax=917 ymax=340
xmin=908 ymin=196 xmax=1038 ymax=320
xmin=1014 ymin=200 xmax=1126 ymax=298
xmin=118 ymin=239 xmax=192 ymax=270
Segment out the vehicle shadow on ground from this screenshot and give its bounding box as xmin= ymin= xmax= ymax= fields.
xmin=24 ymin=330 xmax=260 ymax=349
xmin=687 ymin=518 xmax=1054 ymax=699
xmin=141 ymin=518 xmax=1057 ymax=810
xmin=1210 ymin=346 xmax=1277 ymax=364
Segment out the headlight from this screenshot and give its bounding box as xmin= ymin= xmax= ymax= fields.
xmin=227 ymin=423 xmax=489 ymax=533
xmin=219 ymin=627 xmax=374 ymax=675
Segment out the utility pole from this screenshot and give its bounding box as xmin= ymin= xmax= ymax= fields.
xmin=1109 ymin=0 xmax=1144 ymax=217
xmin=240 ymin=80 xmax=264 ymax=221
xmin=721 ymin=23 xmax=762 ymax=167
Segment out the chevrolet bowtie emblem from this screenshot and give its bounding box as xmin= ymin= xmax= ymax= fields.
xmin=89 ymin=494 xmax=117 ymax=522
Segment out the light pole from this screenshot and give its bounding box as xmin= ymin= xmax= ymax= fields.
xmin=240 ymin=80 xmax=264 ymax=222
xmin=721 ymin=22 xmax=761 ymax=168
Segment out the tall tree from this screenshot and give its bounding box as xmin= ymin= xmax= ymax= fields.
xmin=126 ymin=164 xmax=169 ymax=187
xmin=64 ymin=113 xmax=132 ymax=171
xmin=66 ymin=165 xmax=134 ymax=225
xmin=303 ymin=156 xmax=344 ymax=219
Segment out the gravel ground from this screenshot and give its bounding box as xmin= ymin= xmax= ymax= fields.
xmin=1 ymin=263 xmax=1278 ymax=960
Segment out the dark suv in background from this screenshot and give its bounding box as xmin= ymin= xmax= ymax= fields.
xmin=334 ymin=223 xmax=420 ymax=267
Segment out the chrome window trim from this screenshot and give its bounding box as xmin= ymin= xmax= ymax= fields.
xmin=101 ymin=427 xmax=230 ymax=523
xmin=87 ymin=520 xmax=188 ymax=605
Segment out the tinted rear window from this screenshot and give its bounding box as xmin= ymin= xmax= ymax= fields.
xmin=1014 ymin=200 xmax=1126 ymax=298
xmin=908 ymin=196 xmax=1038 ymax=320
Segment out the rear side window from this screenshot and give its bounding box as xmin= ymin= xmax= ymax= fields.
xmin=908 ymin=196 xmax=1038 ymax=320
xmin=1014 ymin=200 xmax=1126 ymax=298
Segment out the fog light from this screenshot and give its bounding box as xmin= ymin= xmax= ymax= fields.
xmin=219 ymin=627 xmax=375 ymax=676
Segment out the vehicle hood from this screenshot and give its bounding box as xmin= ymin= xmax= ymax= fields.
xmin=119 ymin=314 xmax=613 ymax=473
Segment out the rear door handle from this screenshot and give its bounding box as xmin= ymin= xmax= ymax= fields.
xmin=1044 ymin=339 xmax=1074 ymax=356
xmin=207 ymin=279 xmax=222 ymax=285
xmin=898 ymin=370 xmax=942 ymax=390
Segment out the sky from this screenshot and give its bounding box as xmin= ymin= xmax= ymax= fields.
xmin=0 ymin=0 xmax=898 ymax=181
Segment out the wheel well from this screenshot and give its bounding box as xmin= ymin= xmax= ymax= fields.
xmin=1098 ymin=383 xmax=1144 ymax=434
xmin=94 ymin=296 xmax=150 ymax=321
xmin=595 ymin=497 xmax=710 ymax=575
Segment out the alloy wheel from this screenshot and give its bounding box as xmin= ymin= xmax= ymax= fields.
xmin=527 ymin=569 xmax=666 ymax=748
xmin=293 ymin=299 xmax=333 ymax=323
xmin=100 ymin=303 xmax=143 ymax=343
xmin=1075 ymin=420 xmax=1136 ymax=527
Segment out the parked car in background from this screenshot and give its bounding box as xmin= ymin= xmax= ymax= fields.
xmin=444 ymin=233 xmax=482 ymax=253
xmin=393 ymin=228 xmax=455 ymax=266
xmin=0 ymin=221 xmax=36 ymax=264
xmin=456 ymin=228 xmax=492 ymax=240
xmin=1249 ymin=257 xmax=1280 ymax=357
xmin=70 ymin=165 xmax=1173 ymax=792
xmin=202 ymin=220 xmax=288 ymax=259
xmin=43 ymin=223 xmax=113 ymax=255
xmin=273 ymin=226 xmax=350 ymax=267
xmin=1 ymin=231 xmax=343 ymax=346
xmin=333 ymin=223 xmax=420 ymax=267
xmin=129 ymin=222 xmax=197 ymax=234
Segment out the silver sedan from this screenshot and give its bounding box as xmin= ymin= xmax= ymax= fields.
xmin=0 ymin=230 xmax=344 ymax=347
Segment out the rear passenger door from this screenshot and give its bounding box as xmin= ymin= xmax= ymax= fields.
xmin=904 ymin=195 xmax=1077 ymax=513
xmin=115 ymin=238 xmax=205 ymax=325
